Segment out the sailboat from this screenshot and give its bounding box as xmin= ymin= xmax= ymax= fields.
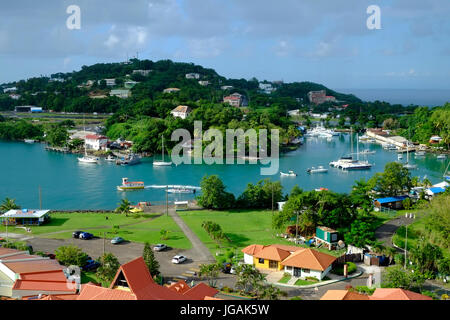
xmin=403 ymin=130 xmax=417 ymax=170
xmin=340 ymin=133 xmax=372 ymax=170
xmin=78 ymin=116 xmax=99 ymax=164
xmin=153 ymin=136 xmax=172 ymax=166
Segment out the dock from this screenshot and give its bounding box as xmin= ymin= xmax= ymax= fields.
xmin=45 ymin=146 xmax=71 ymax=153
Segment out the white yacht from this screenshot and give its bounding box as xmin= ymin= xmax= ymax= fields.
xmin=437 ymin=154 xmax=447 ymax=160
xmin=403 ymin=141 xmax=417 ymax=170
xmin=415 ymin=151 xmax=426 ymax=157
xmin=153 ymin=136 xmax=172 ymax=166
xmin=280 ymin=170 xmax=297 ymax=177
xmin=306 ymin=166 xmax=328 ymax=174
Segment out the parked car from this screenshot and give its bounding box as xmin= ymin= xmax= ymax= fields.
xmin=82 ymin=258 xmax=100 ymax=272
xmin=171 ymin=255 xmax=187 ymax=264
xmin=222 ymin=262 xmax=232 ymax=274
xmin=153 ymin=244 xmax=168 ymax=252
xmin=79 ymin=232 xmax=93 ymax=240
xmin=72 ymin=231 xmax=83 ymax=238
xmin=111 ymin=237 xmax=124 ymax=244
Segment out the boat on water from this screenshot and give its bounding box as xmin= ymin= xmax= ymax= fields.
xmin=437 ymin=154 xmax=447 ymax=160
xmin=359 ymin=149 xmax=376 ymax=155
xmin=306 ymin=166 xmax=328 ymax=174
xmin=24 ymin=139 xmax=35 ymax=144
xmin=383 ymin=143 xmax=397 ymax=150
xmin=305 ymin=125 xmax=339 ymax=138
xmin=153 ymin=136 xmax=172 ymax=166
xmin=415 ymin=151 xmax=426 ymax=157
xmin=117 ymin=178 xmax=145 ymax=191
xmin=116 ymin=154 xmax=141 ymax=166
xmin=315 ymin=187 xmax=329 ymax=192
xmin=280 ymin=170 xmax=297 ymax=177
xmin=330 ymin=131 xmax=372 ymax=170
xmin=105 ymin=155 xmax=116 ymax=162
xmin=403 ymin=138 xmax=417 ymax=170
xmin=167 ymin=188 xmax=196 ymax=194
xmin=398 ymin=154 xmax=403 ymax=160
xmin=78 ymin=116 xmax=99 ymax=164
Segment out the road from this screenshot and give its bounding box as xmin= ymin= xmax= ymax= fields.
xmin=374 ymin=215 xmax=414 ymax=249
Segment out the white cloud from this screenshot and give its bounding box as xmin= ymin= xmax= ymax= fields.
xmin=187 ymin=37 xmax=227 ymax=58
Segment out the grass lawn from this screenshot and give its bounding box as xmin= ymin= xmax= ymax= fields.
xmin=370 ymin=209 xmax=415 ymax=230
xmin=0 ymin=212 xmax=191 ymax=249
xmin=278 ymin=275 xmax=292 ymax=284
xmin=294 ymin=279 xmax=317 ymax=286
xmin=178 ymin=209 xmax=345 ymax=261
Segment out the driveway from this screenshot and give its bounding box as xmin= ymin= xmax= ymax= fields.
xmin=374 ymin=215 xmax=414 ymax=249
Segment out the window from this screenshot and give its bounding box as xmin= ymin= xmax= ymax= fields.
xmin=258 ymin=258 xmax=264 ymax=264
xmin=302 ymin=269 xmax=310 ymax=274
xmin=269 ymin=260 xmax=278 ymax=269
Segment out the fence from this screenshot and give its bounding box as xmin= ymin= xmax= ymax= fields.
xmin=333 ymin=253 xmax=364 ymax=266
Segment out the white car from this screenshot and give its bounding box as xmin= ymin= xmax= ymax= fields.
xmin=153 ymin=244 xmax=168 ymax=252
xmin=172 ymin=255 xmax=187 ymax=264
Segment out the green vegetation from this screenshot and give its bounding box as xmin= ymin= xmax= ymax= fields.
xmin=331 ymin=262 xmax=357 ymax=275
xmin=96 ymin=253 xmax=120 ymax=286
xmin=197 ymin=175 xmax=235 ymax=210
xmin=294 ymin=279 xmax=317 ymax=286
xmin=143 ymin=242 xmax=160 ymax=277
xmin=278 ymin=274 xmax=292 ymax=284
xmin=54 ymin=245 xmax=88 ymax=267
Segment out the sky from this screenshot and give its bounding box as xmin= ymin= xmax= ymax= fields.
xmin=0 ymin=0 xmax=449 ymax=90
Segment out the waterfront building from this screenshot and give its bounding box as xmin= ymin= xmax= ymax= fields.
xmin=170 ymin=105 xmax=191 ymax=119
xmin=84 ymin=134 xmax=109 ymax=151
xmin=0 ymin=209 xmax=50 ymax=226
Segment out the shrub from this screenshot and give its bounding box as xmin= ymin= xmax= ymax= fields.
xmin=305 ymin=276 xmax=319 ymax=282
xmin=291 ymin=296 xmax=302 ymax=300
xmin=354 ymin=286 xmax=376 ymax=295
xmin=421 ymin=290 xmax=437 ymax=300
xmin=331 ymin=262 xmax=357 ymax=275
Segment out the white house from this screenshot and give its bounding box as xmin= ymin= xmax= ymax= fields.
xmin=171 ymin=105 xmax=191 ymax=119
xmin=281 ymin=248 xmax=336 ymax=280
xmin=221 ymin=85 xmax=234 ymax=90
xmin=132 ymin=70 xmax=152 ymax=76
xmin=186 ymin=73 xmax=200 ymax=79
xmin=198 ymin=81 xmax=210 ymax=86
xmin=9 ymin=94 xmax=21 ymax=100
xmin=110 ymin=89 xmax=131 ymax=99
xmin=103 ymin=79 xmax=116 ymax=86
xmin=163 ymin=88 xmax=181 ymax=94
xmin=84 ymin=135 xmax=109 ymax=151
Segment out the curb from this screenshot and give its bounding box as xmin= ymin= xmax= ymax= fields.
xmin=273 ymin=271 xmax=363 ymax=289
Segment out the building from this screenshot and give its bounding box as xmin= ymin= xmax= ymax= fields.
xmin=281 ymin=248 xmax=336 ymax=280
xmin=0 ymin=247 xmax=75 ymax=299
xmin=110 ymin=89 xmax=131 ymax=99
xmin=9 ymin=94 xmax=21 ymax=100
xmin=163 ymin=88 xmax=181 ymax=94
xmin=1 ymin=209 xmax=50 ymax=226
xmin=198 ymin=80 xmax=210 ymax=86
xmin=36 ymin=257 xmax=219 ymax=300
xmin=429 ymin=135 xmax=443 ymax=144
xmin=3 ymin=87 xmax=17 ymax=93
xmin=124 ymin=81 xmax=139 ymax=89
xmin=224 ymin=93 xmax=247 ymax=107
xmin=132 ymin=70 xmax=152 ymax=76
xmin=84 ymin=135 xmax=109 ymax=151
xmin=221 ymin=85 xmax=234 ymax=90
xmin=320 ymin=290 xmax=369 ymax=300
xmin=373 ymin=196 xmax=409 ymax=210
xmin=186 ymin=73 xmax=200 ymax=79
xmin=314 ymin=226 xmax=339 ymax=250
xmin=103 ymin=79 xmax=116 ymax=86
xmin=14 ymin=106 xmax=43 ymax=113
xmin=369 ymin=288 xmax=432 ymax=300
xmin=425 ymin=186 xmax=447 ymax=197
xmin=170 ymin=105 xmax=191 ymax=119
xmin=307 ymin=90 xmax=336 ymax=105
xmin=259 ymin=83 xmax=275 ymax=94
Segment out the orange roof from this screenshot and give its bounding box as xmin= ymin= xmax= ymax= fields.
xmin=13 ymin=280 xmax=77 ymax=293
xmin=4 ymin=259 xmax=64 ymax=274
xmin=167 ymin=280 xmax=191 ymax=294
xmin=241 ymin=244 xmax=265 ymax=255
xmin=182 ymin=282 xmax=219 ymax=300
xmin=281 ymin=248 xmax=336 ymax=271
xmin=172 ymin=105 xmax=191 ymax=113
xmin=321 ymin=290 xmax=369 ymax=300
xmin=20 ymin=270 xmax=68 ymax=282
xmin=272 ymin=244 xmax=304 ymax=253
xmin=370 ymin=288 xmax=432 ymax=300
xmin=78 ymin=283 xmax=136 ymax=300
xmin=254 ymin=246 xmax=291 ymax=262
xmin=0 ymin=247 xmax=24 ymax=256
xmin=36 ymin=294 xmax=79 ymax=300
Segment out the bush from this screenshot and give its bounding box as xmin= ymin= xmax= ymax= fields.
xmin=305 ymin=276 xmax=319 ymax=282
xmin=290 ymin=296 xmax=302 ymax=300
xmin=354 ymin=286 xmax=376 ymax=295
xmin=331 ymin=262 xmax=357 ymax=275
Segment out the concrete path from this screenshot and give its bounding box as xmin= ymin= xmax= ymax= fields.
xmin=168 ymin=209 xmax=215 ymax=264
xmin=374 ymin=214 xmax=415 ymax=249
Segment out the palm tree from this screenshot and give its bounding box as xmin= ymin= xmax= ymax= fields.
xmin=383 ymin=247 xmax=397 ymax=265
xmin=0 ymin=197 xmax=20 ymax=213
xmin=199 ymin=263 xmax=221 ymax=287
xmin=371 ymin=241 xmax=386 ymax=255
xmin=115 ymin=199 xmax=131 ymax=215
xmin=258 ymin=284 xmax=286 ymax=300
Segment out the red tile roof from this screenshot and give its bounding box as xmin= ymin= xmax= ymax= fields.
xmin=370 ymin=288 xmax=432 ymax=300
xmin=281 ymin=248 xmax=336 ymax=271
xmin=85 ymin=135 xmax=108 ymax=140
xmin=166 ymin=280 xmax=191 ymax=294
xmin=182 ymin=282 xmax=219 ymax=300
xmin=77 ymin=283 xmax=136 ymax=300
xmin=12 ymin=280 xmax=77 ymax=293
xmin=20 ymin=271 xmax=68 ymax=282
xmin=321 ymin=290 xmax=370 ymax=300
xmin=241 ymin=244 xmax=265 ymax=256
xmin=253 ymin=246 xmax=292 ymax=262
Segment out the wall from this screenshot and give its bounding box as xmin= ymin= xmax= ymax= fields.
xmin=243 ymin=254 xmax=253 ymax=265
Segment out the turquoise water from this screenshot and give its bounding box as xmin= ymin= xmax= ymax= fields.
xmin=0 ymin=136 xmax=448 ymax=210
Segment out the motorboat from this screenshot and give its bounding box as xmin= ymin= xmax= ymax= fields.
xmin=398 ymin=154 xmax=403 ymax=160
xmin=117 ymin=178 xmax=145 ymax=191
xmin=24 ymin=139 xmax=35 ymax=144
xmin=117 ymin=154 xmax=141 ymax=166
xmin=167 ymin=188 xmax=196 ymax=194
xmin=340 ymin=161 xmax=372 ymax=170
xmin=359 ymin=149 xmax=376 ymax=155
xmin=315 ymin=187 xmax=329 ymax=192
xmin=404 ymin=163 xmax=417 ymax=170
xmin=153 ymin=136 xmax=172 ymax=166
xmin=415 ymin=151 xmax=426 ymax=157
xmin=280 ymin=170 xmax=297 ymax=177
xmin=306 ymin=166 xmax=328 ymax=174
xmin=437 ymin=154 xmax=447 ymax=160
xmin=105 ymin=155 xmax=116 ymax=162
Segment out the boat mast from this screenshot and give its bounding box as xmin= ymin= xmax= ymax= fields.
xmin=83 ymin=115 xmax=87 ymax=157
xmin=350 ymin=127 xmax=353 ymax=157
xmin=357 ymin=133 xmax=359 ymax=161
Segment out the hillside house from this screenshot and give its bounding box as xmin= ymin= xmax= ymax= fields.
xmin=170 ymin=105 xmax=191 ymax=119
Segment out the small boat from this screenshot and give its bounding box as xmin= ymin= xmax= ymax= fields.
xmin=415 ymin=151 xmax=426 ymax=157
xmin=280 ymin=170 xmax=297 ymax=177
xmin=403 ymin=163 xmax=417 ymax=170
xmin=437 ymin=154 xmax=447 ymax=160
xmin=307 ymin=166 xmax=328 ymax=174
xmin=167 ymin=188 xmax=196 ymax=194
xmin=315 ymin=187 xmax=329 ymax=192
xmin=398 ymin=154 xmax=403 ymax=160
xmin=359 ymin=149 xmax=376 ymax=155
xmin=78 ymin=155 xmax=99 ymax=164
xmin=24 ymin=139 xmax=35 ymax=144
xmin=117 ymin=178 xmax=145 ymax=191
xmin=117 ymin=154 xmax=141 ymax=166
xmin=105 ymin=155 xmax=116 ymax=162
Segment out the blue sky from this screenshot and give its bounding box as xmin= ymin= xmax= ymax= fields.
xmin=0 ymin=0 xmax=449 ymax=90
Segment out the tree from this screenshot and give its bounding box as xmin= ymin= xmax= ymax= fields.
xmin=237 ymin=179 xmax=283 ymax=209
xmin=258 ymin=284 xmax=285 ymax=300
xmin=96 ymin=253 xmax=120 ymax=286
xmin=46 ymin=124 xmax=69 ymax=147
xmin=370 ymin=162 xmax=412 ymax=196
xmin=197 ymin=175 xmax=235 ymax=210
xmin=115 ymin=198 xmax=131 ymax=214
xmin=55 ymin=245 xmax=88 ymax=267
xmin=344 ymin=220 xmax=375 ymax=248
xmin=409 ymin=238 xmax=443 ymax=274
xmin=382 ymin=265 xmax=425 ymax=291
xmin=143 ymin=242 xmax=160 ymax=277
xmin=350 ymin=179 xmax=373 ymax=214
xmin=0 ymin=197 xmax=20 ymax=212
xmin=234 ymin=264 xmax=266 ymax=295
xmin=199 ymin=263 xmax=221 ymax=287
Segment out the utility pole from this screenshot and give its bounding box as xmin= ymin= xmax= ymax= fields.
xmin=271 ymin=183 xmax=274 ymax=217
xmin=404 ymin=225 xmax=408 ymax=269
xmin=103 ymin=232 xmax=106 ymax=256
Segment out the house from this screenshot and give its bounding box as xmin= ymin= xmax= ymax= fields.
xmin=373 ymin=196 xmax=409 ymax=210
xmin=186 ymin=73 xmax=200 ymax=79
xmin=425 ymin=187 xmax=446 ymax=197
xmin=369 ymin=288 xmax=432 ymax=300
xmin=307 ymin=90 xmax=336 ymax=105
xmin=124 ymin=81 xmax=139 ymax=89
xmin=198 ymin=80 xmax=210 ymax=86
xmin=221 ymin=85 xmax=234 ymax=90
xmin=281 ymin=248 xmax=336 ymax=280
xmin=429 ymin=135 xmax=443 ymax=144
xmin=9 ymin=94 xmax=21 ymax=100
xmin=314 ymin=226 xmax=339 ymax=250
xmin=132 ymin=70 xmax=152 ymax=76
xmin=252 ymin=245 xmax=299 ymax=271
xmin=3 ymin=87 xmax=17 ymax=93
xmin=320 ymin=290 xmax=369 ymax=300
xmin=110 ymin=89 xmax=131 ymax=99
xmin=103 ymin=79 xmax=116 ymax=86
xmin=1 ymin=209 xmax=50 ymax=226
xmin=171 ymin=105 xmax=191 ymax=119
xmin=0 ymin=247 xmax=76 ymax=299
xmin=84 ymin=134 xmax=109 ymax=151
xmin=163 ymin=88 xmax=181 ymax=94
xmin=37 ymin=257 xmax=219 ymax=300
xmin=14 ymin=106 xmax=43 ymax=113
xmin=224 ymin=93 xmax=247 ymax=107
xmin=259 ymin=83 xmax=275 ymax=94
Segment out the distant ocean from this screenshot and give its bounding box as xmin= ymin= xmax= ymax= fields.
xmin=335 ymin=88 xmax=450 ymax=107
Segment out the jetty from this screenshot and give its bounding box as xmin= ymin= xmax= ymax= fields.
xmin=45 ymin=146 xmax=71 ymax=153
